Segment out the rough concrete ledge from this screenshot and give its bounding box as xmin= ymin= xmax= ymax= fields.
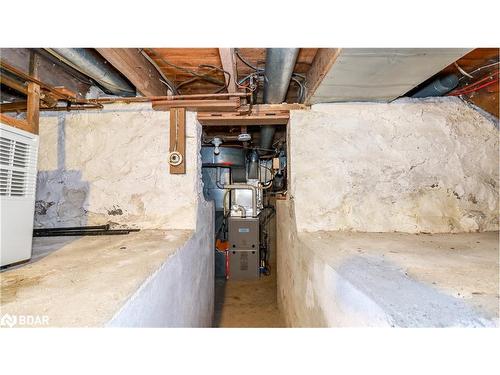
xmin=1 ymin=191 xmax=214 ymax=328
xmin=277 ymin=200 xmax=499 ymax=327
xmin=1 ymin=230 xmax=190 ymax=327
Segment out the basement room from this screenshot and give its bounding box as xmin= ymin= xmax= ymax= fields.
xmin=1 ymin=46 xmax=498 ymax=328
xmin=0 ymin=3 xmax=498 ymax=373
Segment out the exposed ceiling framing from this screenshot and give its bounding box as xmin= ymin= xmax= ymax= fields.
xmin=1 ymin=48 xmax=498 ymax=127
xmin=96 ymin=49 xmax=168 ymax=96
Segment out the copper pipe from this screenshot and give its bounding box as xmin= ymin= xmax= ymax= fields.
xmin=94 ymin=92 xmax=250 ymax=104
xmin=1 ymin=60 xmax=103 ymax=109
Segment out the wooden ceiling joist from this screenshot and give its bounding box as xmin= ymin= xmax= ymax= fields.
xmin=1 ymin=60 xmax=80 ymax=102
xmin=304 ymin=48 xmax=341 ymax=104
xmin=1 ymin=74 xmax=28 ymax=95
xmin=96 ymin=49 xmax=168 ymax=96
xmin=218 ymin=49 xmax=238 ymax=93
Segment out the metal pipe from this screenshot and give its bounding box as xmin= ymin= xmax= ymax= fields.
xmin=233 ymin=205 xmax=247 ymax=218
xmin=34 ymin=224 xmax=110 ymax=232
xmin=260 ymin=48 xmax=299 ymax=154
xmin=411 ymin=74 xmax=459 ymax=98
xmin=247 ymin=150 xmax=259 ymax=180
xmin=94 ymin=92 xmax=250 ymax=103
xmin=263 ymin=48 xmax=300 ymax=104
xmin=223 ymin=184 xmax=257 ymax=218
xmin=33 ymin=230 xmax=138 ymax=237
xmin=44 ymin=48 xmax=136 ymax=96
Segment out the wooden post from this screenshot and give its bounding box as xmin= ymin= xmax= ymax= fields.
xmin=27 ymin=51 xmax=40 ymax=134
xmin=169 ymin=108 xmax=186 ymax=174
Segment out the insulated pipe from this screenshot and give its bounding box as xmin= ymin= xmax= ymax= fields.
xmin=260 ymin=48 xmax=299 ymax=153
xmin=44 ymin=48 xmax=136 ymax=96
xmin=223 ymin=184 xmax=257 ymax=218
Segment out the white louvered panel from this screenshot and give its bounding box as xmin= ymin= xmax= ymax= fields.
xmin=0 ymin=122 xmax=39 ymax=266
xmin=0 ymin=135 xmax=37 ymax=198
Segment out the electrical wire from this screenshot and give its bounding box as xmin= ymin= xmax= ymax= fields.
xmin=458 ymin=61 xmax=500 ymax=81
xmin=448 ymin=70 xmax=499 ymax=96
xmin=235 ymin=49 xmax=264 ymax=72
xmin=449 ymin=78 xmax=498 ymax=96
xmin=145 ymin=48 xmax=228 ymax=94
xmin=199 ymin=64 xmax=230 ymax=93
xmin=175 ymin=65 xmax=228 ymax=94
xmin=235 ymin=49 xmax=307 ymax=101
xmin=290 ymin=76 xmax=305 ymax=103
xmin=139 ymin=49 xmax=178 ymax=94
xmin=260 ymin=162 xmax=274 ymax=184
xmin=454 ymin=62 xmax=473 ymax=79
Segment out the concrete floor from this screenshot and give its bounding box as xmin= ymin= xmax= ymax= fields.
xmin=214 ymin=270 xmax=285 ymax=328
xmin=214 ymin=211 xmax=285 ymax=328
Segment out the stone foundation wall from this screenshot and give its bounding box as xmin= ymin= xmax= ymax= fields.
xmin=290 ymin=98 xmax=498 ymax=233
xmin=35 ymin=103 xmax=198 ymax=230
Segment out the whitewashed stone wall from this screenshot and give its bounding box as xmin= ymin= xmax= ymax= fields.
xmin=290 ymin=97 xmax=498 ymax=233
xmin=35 ymin=103 xmax=198 ymax=230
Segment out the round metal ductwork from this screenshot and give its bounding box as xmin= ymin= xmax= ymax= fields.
xmin=44 ymin=48 xmax=136 ymax=96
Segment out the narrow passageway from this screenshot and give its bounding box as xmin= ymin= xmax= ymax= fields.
xmin=214 ymin=269 xmax=285 ymax=328
xmin=213 ymin=215 xmax=285 ymax=328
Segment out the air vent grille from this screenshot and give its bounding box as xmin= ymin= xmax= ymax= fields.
xmin=0 ymin=135 xmax=37 ymax=197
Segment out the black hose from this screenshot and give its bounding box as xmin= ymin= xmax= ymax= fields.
xmin=235 ymin=49 xmax=264 ymax=72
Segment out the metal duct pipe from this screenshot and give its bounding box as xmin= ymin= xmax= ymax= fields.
xmin=411 ymin=74 xmax=459 ymax=98
xmin=247 ymin=150 xmax=260 ymax=180
xmin=44 ymin=48 xmax=136 ymax=96
xmin=260 ymin=48 xmax=299 ymax=153
xmin=263 ymin=48 xmax=300 ymax=104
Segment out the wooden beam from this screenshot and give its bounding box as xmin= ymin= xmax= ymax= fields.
xmin=169 ymin=108 xmax=186 ymax=174
xmin=218 ymin=48 xmax=237 ymax=93
xmin=26 ymin=52 xmax=40 ymax=134
xmin=246 ymin=103 xmax=308 ymax=112
xmin=0 ymin=74 xmax=28 ymax=95
xmin=53 ymin=86 xmax=77 ymax=99
xmin=26 ymin=83 xmax=40 ymax=134
xmin=0 ymin=113 xmax=34 ymax=133
xmin=1 ymin=74 xmax=61 ymax=108
xmin=152 ymin=98 xmax=240 ymax=112
xmin=198 ymin=111 xmax=290 ymax=126
xmin=304 ymin=48 xmax=342 ymax=104
xmin=96 ymin=48 xmax=168 ymax=96
xmin=0 ymin=102 xmax=28 ymax=113
xmin=1 ymin=60 xmax=76 ymax=101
